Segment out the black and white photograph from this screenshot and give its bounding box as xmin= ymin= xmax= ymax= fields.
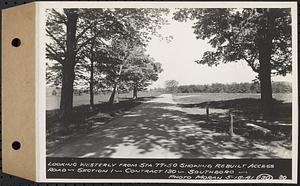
xmin=45 ymin=3 xmax=296 ymax=162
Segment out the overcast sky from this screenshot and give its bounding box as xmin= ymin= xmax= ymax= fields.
xmin=146 ymin=12 xmax=292 ymax=89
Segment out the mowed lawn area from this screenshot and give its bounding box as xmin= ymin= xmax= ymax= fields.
xmin=47 ymin=91 xmax=162 ymax=110
xmin=173 ymin=93 xmax=292 ymax=126
xmin=173 ymin=93 xmax=292 ymax=104
xmin=172 ymin=93 xmax=292 ymax=154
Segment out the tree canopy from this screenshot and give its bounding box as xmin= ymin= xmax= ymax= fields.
xmin=165 ymin=80 xmax=179 ymax=93
xmin=122 ymin=49 xmax=163 ymax=98
xmin=173 ymin=8 xmax=292 ymax=118
xmin=46 ymin=8 xmax=168 ymax=119
xmin=173 ymin=8 xmax=292 ymax=77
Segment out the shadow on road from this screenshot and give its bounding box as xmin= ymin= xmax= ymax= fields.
xmin=46 ymin=96 xmax=158 ymax=154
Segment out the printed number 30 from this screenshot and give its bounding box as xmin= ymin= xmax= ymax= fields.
xmin=279 ymin=175 xmax=287 ymax=180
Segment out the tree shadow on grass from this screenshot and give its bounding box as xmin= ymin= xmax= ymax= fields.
xmin=47 ymin=98 xmax=292 ymax=159
xmin=46 ymin=96 xmax=158 ymax=154
xmin=178 ymin=98 xmax=291 ymax=122
xmin=178 ymin=98 xmax=292 ymax=137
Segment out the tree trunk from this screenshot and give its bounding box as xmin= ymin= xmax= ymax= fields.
xmin=60 ymin=10 xmax=78 ymax=121
xmin=89 ymin=59 xmax=94 ymax=108
xmin=259 ymin=56 xmax=273 ymax=120
xmin=108 ymin=84 xmax=117 ymax=105
xmin=115 ymin=86 xmax=119 ymax=103
xmin=258 ymin=9 xmax=275 ymax=120
xmin=89 ymin=38 xmax=96 ymax=109
xmin=109 ymin=84 xmax=120 ymax=104
xmin=60 ymin=64 xmax=75 ymax=121
xmin=133 ymin=85 xmax=138 ymax=99
xmin=108 ymin=65 xmax=123 ymax=105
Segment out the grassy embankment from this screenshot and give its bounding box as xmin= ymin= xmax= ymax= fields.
xmin=173 ymin=93 xmax=292 ymax=142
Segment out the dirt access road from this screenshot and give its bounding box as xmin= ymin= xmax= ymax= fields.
xmin=48 ymin=94 xmax=291 ymax=158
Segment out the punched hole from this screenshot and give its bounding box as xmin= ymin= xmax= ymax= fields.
xmin=11 ymin=38 xmax=21 ymax=47
xmin=12 ymin=141 xmax=21 ymax=150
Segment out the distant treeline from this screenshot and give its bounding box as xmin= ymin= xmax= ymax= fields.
xmin=176 ymin=82 xmax=292 ymax=94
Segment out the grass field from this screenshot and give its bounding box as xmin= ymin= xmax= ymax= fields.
xmin=46 ymin=91 xmax=162 ymax=110
xmin=173 ymin=93 xmax=292 ymax=104
xmin=173 ymin=93 xmax=292 ymax=125
xmin=172 ymin=92 xmax=292 ymax=143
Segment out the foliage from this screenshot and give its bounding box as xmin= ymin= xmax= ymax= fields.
xmin=46 ymin=8 xmax=169 ymax=111
xmin=46 ymin=7 xmax=168 ymax=83
xmin=173 ymin=8 xmax=292 ymax=76
xmin=177 ymin=82 xmax=291 ymax=94
xmin=174 ymin=8 xmax=292 ymax=118
xmin=121 ymin=48 xmax=163 ymax=92
xmin=165 ymin=80 xmax=180 ymax=93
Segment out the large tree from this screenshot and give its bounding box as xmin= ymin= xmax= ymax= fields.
xmin=104 ymin=8 xmax=169 ymax=104
xmin=106 ymin=40 xmax=145 ymax=104
xmin=122 ymin=50 xmax=163 ymax=99
xmin=165 ymin=80 xmax=179 ymax=93
xmin=79 ymin=33 xmax=110 ymax=108
xmin=46 ymin=8 xmax=125 ymax=120
xmin=46 ymin=8 xmax=168 ymax=120
xmin=174 ymin=8 xmax=292 ymax=118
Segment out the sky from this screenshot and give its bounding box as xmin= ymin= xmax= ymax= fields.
xmin=146 ymin=12 xmax=292 ymax=89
